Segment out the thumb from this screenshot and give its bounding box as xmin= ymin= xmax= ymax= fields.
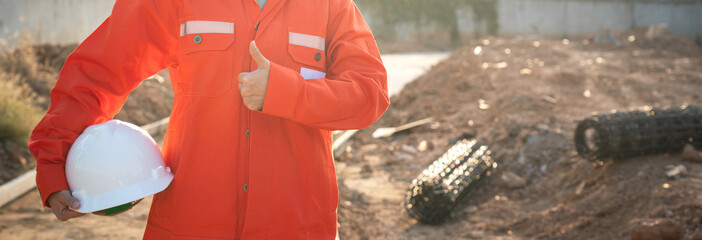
xmin=58 ymin=191 xmax=81 ymax=210
xmin=249 ymin=41 xmax=269 ymax=69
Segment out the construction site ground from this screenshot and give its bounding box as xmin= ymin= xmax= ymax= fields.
xmin=336 ymin=28 xmax=702 ymax=240
xmin=2 ymin=27 xmax=702 ymax=239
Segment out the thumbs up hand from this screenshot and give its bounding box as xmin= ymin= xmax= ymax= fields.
xmin=238 ymin=41 xmax=270 ymax=111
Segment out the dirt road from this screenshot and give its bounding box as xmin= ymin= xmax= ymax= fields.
xmin=0 ymin=190 xmax=151 ymax=239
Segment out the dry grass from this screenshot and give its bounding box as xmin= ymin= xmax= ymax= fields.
xmin=0 ymin=71 xmax=42 ymax=145
xmin=0 ymin=36 xmax=55 ymax=145
xmin=0 ymin=37 xmax=59 ymax=108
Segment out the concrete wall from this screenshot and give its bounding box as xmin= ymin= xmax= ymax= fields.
xmin=0 ymin=0 xmax=115 ymax=47
xmin=360 ymin=0 xmax=702 ymax=40
xmin=495 ymin=0 xmax=634 ymax=36
xmin=1 ymin=0 xmax=700 ymax=48
xmin=492 ymin=0 xmax=702 ymax=37
xmin=633 ymin=2 xmax=702 ymax=37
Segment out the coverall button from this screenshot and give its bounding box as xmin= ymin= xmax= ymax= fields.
xmin=245 ymin=129 xmax=250 ymax=137
xmin=314 ymin=52 xmax=322 ymax=61
xmin=243 ymin=183 xmax=248 ymax=192
xmin=193 ymin=35 xmax=202 ymax=44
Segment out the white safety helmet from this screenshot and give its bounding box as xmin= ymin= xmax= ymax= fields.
xmin=66 ymin=119 xmax=174 ymax=215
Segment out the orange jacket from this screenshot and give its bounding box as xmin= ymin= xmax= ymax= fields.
xmin=28 ymin=0 xmax=389 ymax=239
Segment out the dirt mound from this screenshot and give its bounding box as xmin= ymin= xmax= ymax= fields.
xmin=622 ymin=25 xmax=702 ymax=57
xmin=336 ymin=32 xmax=702 ymax=239
xmin=114 ymin=73 xmax=174 ymax=126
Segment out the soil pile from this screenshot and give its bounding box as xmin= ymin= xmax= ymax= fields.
xmin=336 ymin=29 xmax=702 ymax=239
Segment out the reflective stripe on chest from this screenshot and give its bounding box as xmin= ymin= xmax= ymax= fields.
xmin=180 ymin=21 xmax=235 ymax=36
xmin=289 ymin=32 xmax=325 ymax=51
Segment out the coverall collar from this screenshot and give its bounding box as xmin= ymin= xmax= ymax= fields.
xmin=252 ymin=0 xmax=287 ymax=35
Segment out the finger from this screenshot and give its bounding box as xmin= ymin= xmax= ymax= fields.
xmin=51 ymin=206 xmax=67 ymax=221
xmin=59 ymin=191 xmax=81 ymax=210
xmin=61 ymin=208 xmax=86 ymax=220
xmin=243 ymin=100 xmax=252 ymax=109
xmin=244 ymin=100 xmax=260 ymax=111
xmin=52 ymin=206 xmax=74 ymax=221
xmin=241 ymin=98 xmax=252 ymax=109
xmin=238 ymin=72 xmax=251 ymax=85
xmin=54 ymin=208 xmax=85 ymax=221
xmin=55 ymin=214 xmax=69 ymax=221
xmin=238 ymin=72 xmax=247 ymax=84
xmin=249 ymin=41 xmax=269 ymax=69
xmin=240 ymin=86 xmax=253 ymax=97
xmin=53 ymin=191 xmax=79 ymax=209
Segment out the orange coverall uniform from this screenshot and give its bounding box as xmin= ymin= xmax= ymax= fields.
xmin=28 ymin=0 xmax=389 ymax=239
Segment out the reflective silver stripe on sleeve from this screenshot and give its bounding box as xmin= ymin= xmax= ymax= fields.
xmin=179 ymin=21 xmax=234 ymax=36
xmin=289 ymin=32 xmax=325 ymax=52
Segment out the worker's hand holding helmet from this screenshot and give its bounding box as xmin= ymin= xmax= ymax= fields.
xmin=47 ymin=190 xmax=85 ymax=221
xmin=238 ymin=41 xmax=270 ymax=111
xmin=49 ymin=120 xmax=174 ymax=221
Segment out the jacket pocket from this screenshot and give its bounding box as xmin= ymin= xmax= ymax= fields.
xmin=287 ymin=27 xmax=327 ymax=80
xmin=178 ymin=20 xmax=235 ymax=97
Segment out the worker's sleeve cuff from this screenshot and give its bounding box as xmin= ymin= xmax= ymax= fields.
xmin=36 ymin=163 xmax=69 ymax=208
xmin=261 ymin=62 xmax=303 ymax=119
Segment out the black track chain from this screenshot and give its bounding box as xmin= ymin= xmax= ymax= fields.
xmin=575 ymin=105 xmax=702 ymax=161
xmin=404 ymin=139 xmax=496 ymax=225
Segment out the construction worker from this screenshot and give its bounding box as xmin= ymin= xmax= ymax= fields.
xmin=28 ymin=0 xmax=389 ymax=239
